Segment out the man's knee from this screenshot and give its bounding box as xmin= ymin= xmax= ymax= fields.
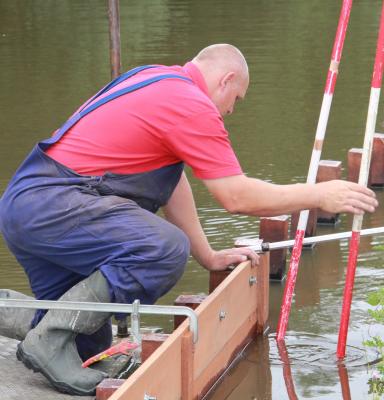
xmin=159 ymin=225 xmax=190 ymax=279
xmin=101 ymin=222 xmax=191 ymax=304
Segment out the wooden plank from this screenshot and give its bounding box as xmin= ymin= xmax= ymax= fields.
xmin=193 ymin=261 xmax=258 ymax=378
xmin=109 ymin=324 xmax=185 ymax=400
xmin=110 ymin=259 xmax=270 ymax=400
xmin=259 ymin=216 xmax=289 ymax=280
xmin=256 ymin=253 xmax=270 ymax=334
xmin=194 ymin=311 xmax=257 ymax=397
xmin=181 ymin=331 xmax=194 ymax=400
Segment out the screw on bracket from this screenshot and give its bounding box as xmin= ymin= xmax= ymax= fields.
xmin=249 ymin=276 xmax=257 ymax=286
xmin=219 ymin=310 xmax=226 ymax=321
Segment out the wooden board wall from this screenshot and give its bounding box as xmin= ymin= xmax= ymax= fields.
xmin=109 ymin=253 xmax=269 ymax=400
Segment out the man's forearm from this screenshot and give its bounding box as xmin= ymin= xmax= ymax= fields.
xmin=162 ymin=173 xmax=214 ymax=268
xmin=203 ymin=174 xmax=377 ymax=217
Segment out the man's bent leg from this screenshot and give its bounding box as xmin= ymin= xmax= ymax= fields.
xmin=19 ymin=200 xmax=191 ymax=306
xmin=4 ymin=201 xmax=189 ymax=394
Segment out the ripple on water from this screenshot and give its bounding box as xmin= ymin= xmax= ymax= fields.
xmin=268 ymin=332 xmax=381 ymax=369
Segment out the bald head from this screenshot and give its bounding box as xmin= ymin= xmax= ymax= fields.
xmin=192 ymin=44 xmax=249 ymax=116
xmin=193 ymin=44 xmax=248 ymax=78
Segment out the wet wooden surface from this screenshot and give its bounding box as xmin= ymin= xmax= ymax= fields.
xmin=0 ymin=335 xmax=93 ymax=400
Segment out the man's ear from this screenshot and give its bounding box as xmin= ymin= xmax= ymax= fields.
xmin=220 ymin=71 xmax=235 ymax=89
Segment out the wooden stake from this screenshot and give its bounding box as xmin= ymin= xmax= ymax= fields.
xmin=108 ymin=0 xmax=122 ymax=79
xmin=316 ymin=160 xmax=342 ymax=224
xmin=260 ymin=216 xmax=289 ymax=280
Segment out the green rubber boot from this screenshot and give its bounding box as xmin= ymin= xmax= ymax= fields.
xmin=0 ymin=289 xmax=35 ymax=340
xmin=17 ymin=270 xmax=112 ymax=396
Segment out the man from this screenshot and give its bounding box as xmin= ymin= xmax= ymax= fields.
xmin=0 ymin=44 xmax=378 ymax=395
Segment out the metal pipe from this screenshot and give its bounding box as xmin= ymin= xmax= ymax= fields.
xmin=260 ymin=226 xmax=384 ymax=251
xmin=237 ymin=226 xmax=384 ymax=252
xmin=0 ymin=299 xmax=199 ymax=343
xmin=131 ymin=299 xmax=142 ymax=363
xmin=108 ymin=0 xmax=122 ymax=79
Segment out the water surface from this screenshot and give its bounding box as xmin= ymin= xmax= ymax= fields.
xmin=1 ymin=1 xmax=384 ymax=398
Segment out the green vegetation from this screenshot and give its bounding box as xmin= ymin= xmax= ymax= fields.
xmin=363 ymin=288 xmax=384 ymax=398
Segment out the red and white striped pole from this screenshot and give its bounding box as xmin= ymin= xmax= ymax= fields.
xmin=276 ymin=0 xmax=353 ymax=341
xmin=337 ymin=0 xmax=384 ymax=359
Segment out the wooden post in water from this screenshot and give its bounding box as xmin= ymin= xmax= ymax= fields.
xmin=290 ymin=209 xmax=318 ymax=247
xmin=348 ymin=134 xmax=384 ymax=186
xmin=316 ymin=160 xmax=342 ymax=224
xmin=369 ymin=133 xmax=384 ymax=186
xmin=259 ymin=215 xmax=289 ymax=280
xmin=347 ymin=148 xmax=363 ymax=183
xmin=174 ymin=294 xmax=207 ymax=329
xmin=108 ymin=0 xmax=122 ymax=79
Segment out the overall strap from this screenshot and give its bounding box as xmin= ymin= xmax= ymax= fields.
xmin=78 ymin=65 xmax=158 ymax=113
xmin=43 ymin=69 xmax=192 ymax=146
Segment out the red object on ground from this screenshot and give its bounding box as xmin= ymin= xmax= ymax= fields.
xmin=82 ymin=339 xmax=138 ymax=368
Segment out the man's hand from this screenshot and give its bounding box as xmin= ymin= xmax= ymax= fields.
xmin=204 ymin=247 xmax=259 ymax=271
xmin=316 ymin=180 xmax=378 ymax=215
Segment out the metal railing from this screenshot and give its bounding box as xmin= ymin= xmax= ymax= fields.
xmin=0 ymin=298 xmax=199 ymax=343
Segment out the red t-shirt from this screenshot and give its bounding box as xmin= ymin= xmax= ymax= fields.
xmin=46 ymin=62 xmax=243 ymax=180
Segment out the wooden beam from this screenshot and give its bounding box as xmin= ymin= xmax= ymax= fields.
xmin=181 ymin=331 xmax=194 ymax=400
xmin=316 ymin=160 xmax=342 ymax=224
xmin=259 ymin=216 xmax=289 ymax=280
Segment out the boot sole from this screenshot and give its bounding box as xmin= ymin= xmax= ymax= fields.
xmin=16 ymin=342 xmax=97 ymax=396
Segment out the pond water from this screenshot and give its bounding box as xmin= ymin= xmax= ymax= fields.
xmin=0 ymin=1 xmax=383 ymax=399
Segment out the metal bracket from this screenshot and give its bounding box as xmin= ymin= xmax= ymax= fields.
xmin=249 ymin=276 xmax=257 ymax=286
xmin=131 ymin=299 xmax=142 ymax=363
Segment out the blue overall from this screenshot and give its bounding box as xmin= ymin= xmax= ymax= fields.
xmin=0 ymin=66 xmax=192 ymax=359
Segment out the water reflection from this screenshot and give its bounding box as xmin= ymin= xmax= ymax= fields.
xmin=209 ymin=333 xmax=379 ymax=400
xmin=208 ymin=336 xmax=272 ymax=400
xmin=276 ymin=340 xmax=299 ymax=400
xmin=338 ymin=363 xmax=352 ymax=400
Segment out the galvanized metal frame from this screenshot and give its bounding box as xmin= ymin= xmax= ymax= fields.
xmin=0 ymin=298 xmax=199 ymax=343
